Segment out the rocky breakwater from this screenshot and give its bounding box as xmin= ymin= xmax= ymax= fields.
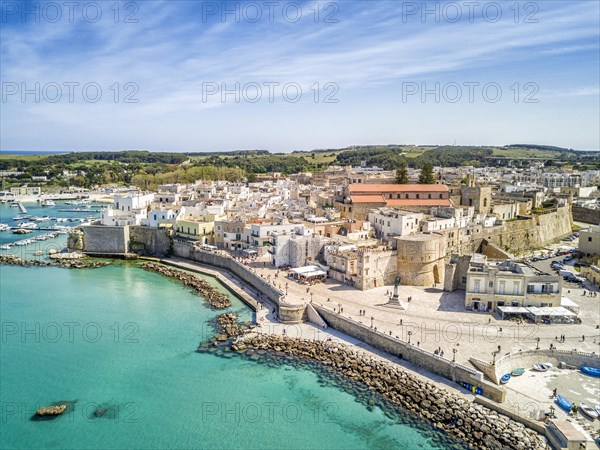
xmin=0 ymin=254 xmax=110 ymax=269
xmin=235 ymin=334 xmax=548 ymax=450
xmin=142 ymin=262 xmax=231 ymax=309
xmin=197 ymin=313 xmax=257 ymax=355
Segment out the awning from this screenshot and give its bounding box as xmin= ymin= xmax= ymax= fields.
xmin=301 ymin=270 xmax=327 ymax=278
xmin=498 ymin=306 xmax=529 ymax=314
xmin=290 ymin=265 xmax=321 ymax=275
xmin=560 ymin=297 xmax=579 ymax=308
xmin=527 ymin=306 xmax=576 ymax=317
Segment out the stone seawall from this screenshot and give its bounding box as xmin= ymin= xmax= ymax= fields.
xmin=226 ymin=333 xmax=549 ymax=450
xmin=172 ymin=240 xmax=306 ymax=323
xmin=314 ymin=304 xmax=506 ymax=403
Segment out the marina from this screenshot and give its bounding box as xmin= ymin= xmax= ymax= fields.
xmin=0 ymin=201 xmax=102 ymax=255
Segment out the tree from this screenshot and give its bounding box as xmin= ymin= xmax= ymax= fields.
xmin=246 ymin=171 xmax=257 ymax=183
xmin=418 ymin=163 xmax=435 ymax=184
xmin=395 ymin=163 xmax=408 ymax=184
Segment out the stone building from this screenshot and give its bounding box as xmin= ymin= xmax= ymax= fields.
xmin=465 ymin=255 xmax=561 ymax=312
xmin=355 ymin=247 xmax=397 ymax=290
xmin=578 ymin=225 xmax=600 ymax=257
xmin=395 ymin=232 xmax=446 ymax=286
xmin=460 ymin=175 xmax=492 ymax=215
xmin=336 ymin=183 xmax=451 ymax=220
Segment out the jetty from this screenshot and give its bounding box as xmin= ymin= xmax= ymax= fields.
xmin=17 ymin=203 xmax=27 ymax=213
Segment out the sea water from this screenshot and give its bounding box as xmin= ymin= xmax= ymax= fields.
xmin=0 ymin=250 xmax=461 ymax=450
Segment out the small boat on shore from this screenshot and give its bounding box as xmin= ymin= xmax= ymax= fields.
xmin=555 ymin=395 xmax=573 ymax=412
xmin=580 ymin=403 xmax=599 ymax=419
xmin=580 ymin=366 xmax=600 ymax=377
xmin=500 ymin=374 xmax=511 ymax=384
xmin=532 ymin=363 xmax=553 ymax=372
xmin=511 ymin=368 xmax=525 ymax=376
xmin=41 ymin=199 xmax=55 ymax=207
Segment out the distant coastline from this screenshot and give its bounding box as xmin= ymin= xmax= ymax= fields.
xmin=1 ymin=150 xmax=67 ymax=156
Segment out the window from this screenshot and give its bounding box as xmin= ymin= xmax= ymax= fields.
xmin=589 ymin=237 xmax=592 ymax=242
xmin=428 ymin=194 xmax=432 ymax=199
xmin=461 ymin=276 xmax=467 ymax=284
xmin=488 ymin=281 xmax=493 ymax=288
xmin=474 ymin=280 xmax=481 ymax=293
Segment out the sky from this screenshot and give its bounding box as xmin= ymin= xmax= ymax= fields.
xmin=1 ymin=0 xmax=599 ymax=152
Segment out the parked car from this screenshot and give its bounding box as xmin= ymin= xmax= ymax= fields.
xmin=532 ymin=257 xmax=540 ymax=262
xmin=563 ymin=255 xmax=573 ymax=262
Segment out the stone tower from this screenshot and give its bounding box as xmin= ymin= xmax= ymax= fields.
xmin=395 ymin=232 xmax=447 ymax=286
xmin=461 ymin=174 xmax=492 ymax=215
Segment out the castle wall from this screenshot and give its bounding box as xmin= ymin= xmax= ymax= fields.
xmin=129 ymin=226 xmax=172 ymax=256
xmin=572 ymin=205 xmax=600 ymax=224
xmin=81 ymin=225 xmax=130 ymax=255
xmin=472 ymin=207 xmax=572 ymax=253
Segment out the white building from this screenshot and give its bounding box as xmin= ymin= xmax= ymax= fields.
xmin=141 ymin=207 xmax=180 ymax=228
xmin=367 ymin=208 xmax=422 ymax=241
xmin=100 ymin=192 xmax=154 ymax=226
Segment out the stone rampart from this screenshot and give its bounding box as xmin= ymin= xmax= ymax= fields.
xmin=314 ymin=304 xmax=505 ymax=402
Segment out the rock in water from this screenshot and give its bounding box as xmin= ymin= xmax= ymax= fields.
xmin=36 ymin=404 xmax=67 ymax=416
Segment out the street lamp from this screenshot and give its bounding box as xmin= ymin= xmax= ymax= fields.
xmin=492 ymin=350 xmax=499 ymax=364
xmin=371 ymin=316 xmax=374 ymax=328
xmin=453 ymin=348 xmax=457 ymax=362
xmin=407 ymin=331 xmax=413 ymax=344
xmin=536 ymin=337 xmax=540 ymax=350
xmin=338 ymin=303 xmax=342 ymax=313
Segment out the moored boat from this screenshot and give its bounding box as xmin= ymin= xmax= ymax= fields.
xmin=595 ymin=404 xmax=600 ymax=416
xmin=511 ymin=368 xmax=525 ymax=376
xmin=580 ymin=366 xmax=600 ymax=377
xmin=500 ymin=374 xmax=511 ymax=384
xmin=579 ymin=403 xmax=599 ymax=419
xmin=532 ymin=363 xmax=553 ymax=372
xmin=555 ymin=394 xmax=573 ymax=412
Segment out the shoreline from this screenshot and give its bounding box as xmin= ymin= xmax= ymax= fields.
xmin=200 ymin=316 xmax=550 ymax=450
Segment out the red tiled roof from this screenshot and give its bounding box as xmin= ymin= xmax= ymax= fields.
xmin=349 ymin=184 xmax=448 ymax=193
xmin=386 ymin=199 xmax=451 ymax=207
xmin=350 ymin=195 xmax=386 ymax=203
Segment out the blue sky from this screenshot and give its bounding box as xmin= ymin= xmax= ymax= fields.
xmin=1 ymin=0 xmax=599 ymax=152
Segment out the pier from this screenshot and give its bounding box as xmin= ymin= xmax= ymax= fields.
xmin=17 ymin=203 xmax=27 ymax=213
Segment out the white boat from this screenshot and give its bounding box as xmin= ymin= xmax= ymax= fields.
xmin=17 ymin=222 xmax=38 ymax=229
xmin=532 ymin=363 xmax=553 ymax=372
xmin=0 ymin=244 xmax=12 ymax=250
xmin=0 ymin=224 xmax=9 ymax=232
xmin=580 ymin=403 xmax=599 ymax=419
xmin=41 ymin=199 xmax=56 ymax=207
xmin=595 ymin=404 xmax=600 ymax=416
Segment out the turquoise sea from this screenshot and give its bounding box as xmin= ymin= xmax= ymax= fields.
xmin=0 ymin=207 xmax=461 ymax=449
